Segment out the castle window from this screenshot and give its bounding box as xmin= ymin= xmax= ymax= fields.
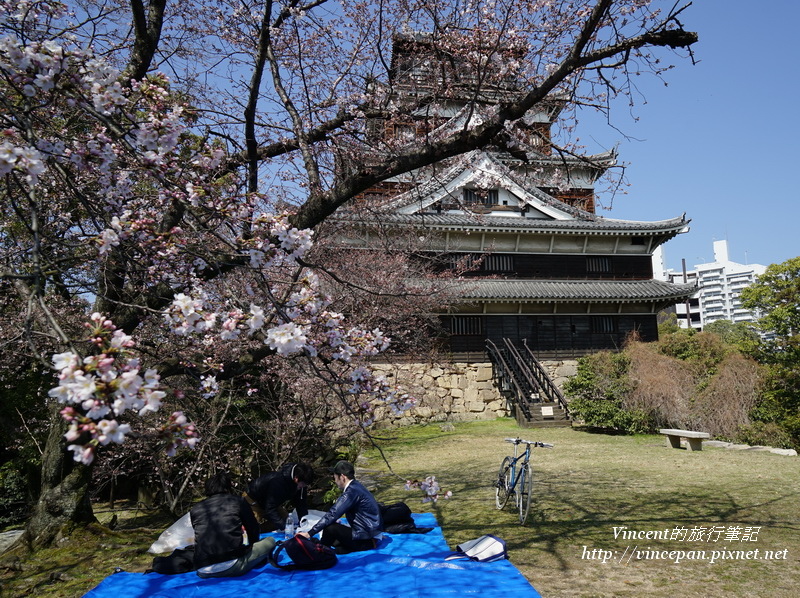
xmin=591 ymin=316 xmax=615 ymax=334
xmin=394 ymin=124 xmax=416 ymax=141
xmin=450 ymin=316 xmax=483 ymax=335
xmin=449 ymin=253 xmax=478 ymax=271
xmin=483 ymin=254 xmax=514 ymax=272
xmin=586 ymin=256 xmax=611 ymax=273
xmin=463 ymin=188 xmax=499 ymax=206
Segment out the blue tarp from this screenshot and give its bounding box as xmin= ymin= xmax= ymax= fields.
xmin=84 ymin=513 xmax=541 ymax=598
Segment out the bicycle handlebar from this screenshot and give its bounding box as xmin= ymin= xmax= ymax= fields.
xmin=504 ymin=437 xmax=553 ymax=448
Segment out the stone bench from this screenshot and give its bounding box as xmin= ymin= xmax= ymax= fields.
xmin=659 ymin=429 xmax=711 ymax=451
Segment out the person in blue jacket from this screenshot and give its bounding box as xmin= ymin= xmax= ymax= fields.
xmin=299 ymin=460 xmax=383 ymax=554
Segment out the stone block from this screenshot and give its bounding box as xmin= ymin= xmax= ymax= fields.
xmin=554 ymin=360 xmax=578 ymax=378
xmin=475 ymin=365 xmax=494 ymax=382
xmin=463 ymin=387 xmax=480 ymax=403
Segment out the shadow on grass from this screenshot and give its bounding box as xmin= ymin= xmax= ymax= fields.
xmin=433 ymin=466 xmax=800 ymax=572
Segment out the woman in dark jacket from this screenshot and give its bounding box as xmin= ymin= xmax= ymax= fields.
xmin=191 ymin=472 xmax=275 ymax=577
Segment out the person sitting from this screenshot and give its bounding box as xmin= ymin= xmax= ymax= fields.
xmin=298 ymin=460 xmax=383 ymax=554
xmin=244 ymin=462 xmax=313 ymax=532
xmin=191 ymin=472 xmax=275 ymax=578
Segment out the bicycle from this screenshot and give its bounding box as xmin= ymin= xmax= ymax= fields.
xmin=495 ymin=437 xmax=553 ymax=524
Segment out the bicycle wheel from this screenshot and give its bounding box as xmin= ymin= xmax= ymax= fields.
xmin=495 ymin=456 xmax=513 ymax=509
xmin=517 ymin=461 xmax=534 ymax=524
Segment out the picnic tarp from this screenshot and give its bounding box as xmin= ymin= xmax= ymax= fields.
xmin=84 ymin=513 xmax=542 ymax=598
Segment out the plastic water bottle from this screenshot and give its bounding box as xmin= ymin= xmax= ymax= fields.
xmin=284 ymin=516 xmax=295 ymax=539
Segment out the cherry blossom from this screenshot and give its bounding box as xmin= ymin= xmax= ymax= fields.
xmin=48 ymin=314 xmax=197 ymax=465
xmin=0 ymin=26 xmax=416 ymax=461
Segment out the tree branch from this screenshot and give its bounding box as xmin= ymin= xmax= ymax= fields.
xmin=123 ymin=0 xmax=168 ymax=83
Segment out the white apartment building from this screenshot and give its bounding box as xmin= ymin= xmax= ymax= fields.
xmin=658 ymin=240 xmax=766 ymax=330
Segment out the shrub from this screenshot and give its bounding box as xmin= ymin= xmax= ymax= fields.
xmin=693 ymin=353 xmax=763 ymax=438
xmin=564 ymin=352 xmax=653 ymax=433
xmin=0 ymin=460 xmax=30 ymax=527
xmin=568 ymin=396 xmax=654 ymax=434
xmin=626 ymin=341 xmax=694 ymax=428
xmin=563 ymin=351 xmax=632 ymax=402
xmin=735 ymin=421 xmax=795 ymax=449
xmin=564 ymin=336 xmax=767 ymax=439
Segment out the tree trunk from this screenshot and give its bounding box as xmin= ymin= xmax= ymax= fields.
xmin=16 ymin=405 xmax=96 ymax=551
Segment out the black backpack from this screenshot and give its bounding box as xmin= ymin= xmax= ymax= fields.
xmin=270 ymin=535 xmax=338 ymax=571
xmin=379 ymin=502 xmax=432 ymax=534
xmin=148 ymin=546 xmax=196 ymax=574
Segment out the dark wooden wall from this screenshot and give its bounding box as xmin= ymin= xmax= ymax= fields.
xmin=430 ymin=253 xmax=654 ymax=280
xmin=440 ymin=313 xmax=658 ymax=357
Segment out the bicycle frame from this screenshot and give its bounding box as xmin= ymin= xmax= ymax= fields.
xmin=505 ymin=441 xmax=531 ymax=493
xmin=495 ymin=437 xmax=553 ymax=524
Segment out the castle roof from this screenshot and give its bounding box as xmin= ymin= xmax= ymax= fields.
xmin=348 ymin=211 xmax=689 ymax=237
xmin=456 ymin=278 xmax=697 ymax=303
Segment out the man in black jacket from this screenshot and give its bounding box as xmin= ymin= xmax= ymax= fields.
xmin=245 ymin=462 xmax=312 ymax=531
xmin=299 ymin=460 xmax=383 ymax=554
xmin=191 ymin=472 xmax=275 ymax=578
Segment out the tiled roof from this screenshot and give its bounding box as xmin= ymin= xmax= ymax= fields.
xmin=341 ymin=212 xmax=689 ymax=235
xmin=494 ymin=148 xmax=618 ymax=169
xmin=456 ymin=279 xmax=697 ymax=303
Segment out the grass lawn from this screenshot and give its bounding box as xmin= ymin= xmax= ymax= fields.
xmin=2 ymin=417 xmax=798 ymax=597
xmin=365 ymin=418 xmax=800 ymax=598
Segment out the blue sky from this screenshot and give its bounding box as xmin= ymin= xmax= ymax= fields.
xmin=581 ymin=0 xmax=799 ymax=272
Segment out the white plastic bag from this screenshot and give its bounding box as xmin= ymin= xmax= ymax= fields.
xmin=148 ymin=512 xmax=195 ymax=554
xmin=297 ymin=509 xmax=326 ymax=534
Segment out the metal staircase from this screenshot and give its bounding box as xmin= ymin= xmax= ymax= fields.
xmin=486 ymin=338 xmax=571 ymax=428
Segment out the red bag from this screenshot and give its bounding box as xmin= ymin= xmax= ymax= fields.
xmin=270 ymin=535 xmax=338 ymax=571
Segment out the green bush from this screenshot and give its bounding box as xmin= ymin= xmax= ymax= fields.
xmin=563 ymin=351 xmax=632 ymax=402
xmin=657 ymin=330 xmax=729 ymax=383
xmin=568 ymin=397 xmax=654 ymax=434
xmin=735 ymin=421 xmax=795 ymax=450
xmin=564 ymin=352 xmax=654 ymax=433
xmin=0 ymin=460 xmax=29 ymax=528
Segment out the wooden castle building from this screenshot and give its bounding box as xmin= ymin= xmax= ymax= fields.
xmin=338 ymin=32 xmax=695 ymax=360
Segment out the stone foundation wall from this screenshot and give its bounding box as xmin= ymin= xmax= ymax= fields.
xmin=371 ymin=359 xmax=577 ymax=426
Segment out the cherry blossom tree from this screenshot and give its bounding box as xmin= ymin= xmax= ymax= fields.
xmin=0 ymin=0 xmax=697 ymax=548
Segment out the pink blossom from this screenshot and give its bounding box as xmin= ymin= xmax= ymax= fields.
xmin=96 ymin=420 xmax=131 ymax=445
xmin=52 ymin=351 xmax=79 ymax=372
xmin=67 ymin=443 xmax=96 ymax=465
xmin=247 ymin=304 xmax=266 ymax=335
xmin=265 ymin=322 xmax=308 ymax=355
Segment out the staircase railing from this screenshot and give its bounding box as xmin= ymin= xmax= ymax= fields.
xmin=519 ymin=339 xmax=569 ymax=413
xmin=485 ymin=339 xmax=534 ymax=421
xmin=487 ymin=338 xmax=570 ymax=421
